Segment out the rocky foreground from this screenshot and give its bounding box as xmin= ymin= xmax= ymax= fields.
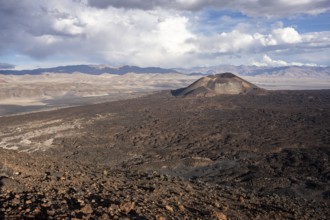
xmin=0 ymin=90 xmax=330 ymax=219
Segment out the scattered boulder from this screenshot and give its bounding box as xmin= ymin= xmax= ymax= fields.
xmin=81 ymin=204 xmax=93 ymax=214
xmin=119 ymin=201 xmax=135 ymax=213
xmin=213 ymin=211 xmax=227 ymax=220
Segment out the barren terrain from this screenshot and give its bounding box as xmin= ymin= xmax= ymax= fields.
xmin=1 ymin=72 xmax=330 ymax=117
xmin=0 ymin=89 xmax=329 ymax=219
xmin=0 ymin=73 xmax=201 ymax=117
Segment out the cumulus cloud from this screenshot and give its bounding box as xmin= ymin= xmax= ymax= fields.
xmin=195 ymin=26 xmax=330 ymax=54
xmin=87 ymin=0 xmax=330 ymax=17
xmin=253 ymin=55 xmax=318 ymax=67
xmin=0 ymin=0 xmax=87 ymax=58
xmin=189 ymin=25 xmax=330 ymax=66
xmin=0 ymin=1 xmax=199 ymax=67
xmin=272 ymin=27 xmax=302 ymax=44
xmin=253 ymin=55 xmax=290 ymax=66
xmin=0 ymin=0 xmax=329 ymax=68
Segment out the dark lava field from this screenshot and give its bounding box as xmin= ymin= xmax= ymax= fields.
xmin=0 ymin=90 xmax=330 ymax=219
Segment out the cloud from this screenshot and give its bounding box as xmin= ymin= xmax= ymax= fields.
xmin=0 ymin=0 xmax=87 ymax=58
xmin=87 ymin=0 xmax=330 ymax=17
xmin=0 ymin=1 xmax=329 ymax=68
xmin=190 ymin=25 xmax=330 ymax=66
xmin=195 ymin=26 xmax=330 ymax=54
xmin=0 ymin=1 xmax=198 ymax=67
xmin=196 ymin=28 xmax=277 ymax=53
xmin=87 ymin=0 xmax=159 ymax=10
xmin=254 ymin=55 xmax=290 ymax=66
xmin=253 ymin=54 xmax=318 ymax=67
xmin=92 ymin=11 xmax=196 ymax=66
xmin=272 ymin=27 xmax=302 ymax=44
xmin=0 ymin=63 xmax=15 ymax=69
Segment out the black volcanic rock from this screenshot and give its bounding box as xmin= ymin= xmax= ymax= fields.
xmin=0 ymin=65 xmax=178 ymax=75
xmin=0 ymin=90 xmax=329 ymax=219
xmin=172 ymin=72 xmax=262 ymax=97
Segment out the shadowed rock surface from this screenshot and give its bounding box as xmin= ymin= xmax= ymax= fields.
xmin=0 ymin=89 xmax=329 ymax=219
xmin=172 ymin=73 xmax=262 ymax=97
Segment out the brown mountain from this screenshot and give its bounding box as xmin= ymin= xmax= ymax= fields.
xmin=172 ymin=72 xmax=262 ymax=97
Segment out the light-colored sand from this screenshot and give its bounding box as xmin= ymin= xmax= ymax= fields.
xmin=244 ymin=76 xmax=330 ymax=90
xmin=0 ymin=119 xmax=79 ymax=153
xmin=0 ymin=98 xmax=47 ymax=106
xmin=0 ymin=112 xmax=116 ymax=152
xmin=0 ymin=73 xmax=201 ymax=105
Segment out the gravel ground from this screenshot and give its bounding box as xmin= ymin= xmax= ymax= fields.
xmin=1 ymin=90 xmax=330 ymax=219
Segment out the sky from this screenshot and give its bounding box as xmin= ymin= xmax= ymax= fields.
xmin=0 ymin=0 xmax=330 ymax=70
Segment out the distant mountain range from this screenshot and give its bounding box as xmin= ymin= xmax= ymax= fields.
xmin=178 ymin=65 xmax=330 ymax=78
xmin=0 ymin=65 xmax=178 ymax=75
xmin=0 ymin=64 xmax=329 ymax=78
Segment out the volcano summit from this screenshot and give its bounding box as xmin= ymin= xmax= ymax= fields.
xmin=172 ymin=73 xmax=262 ymax=97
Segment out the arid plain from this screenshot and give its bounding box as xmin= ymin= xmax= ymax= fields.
xmin=0 ymin=73 xmax=329 ymax=219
